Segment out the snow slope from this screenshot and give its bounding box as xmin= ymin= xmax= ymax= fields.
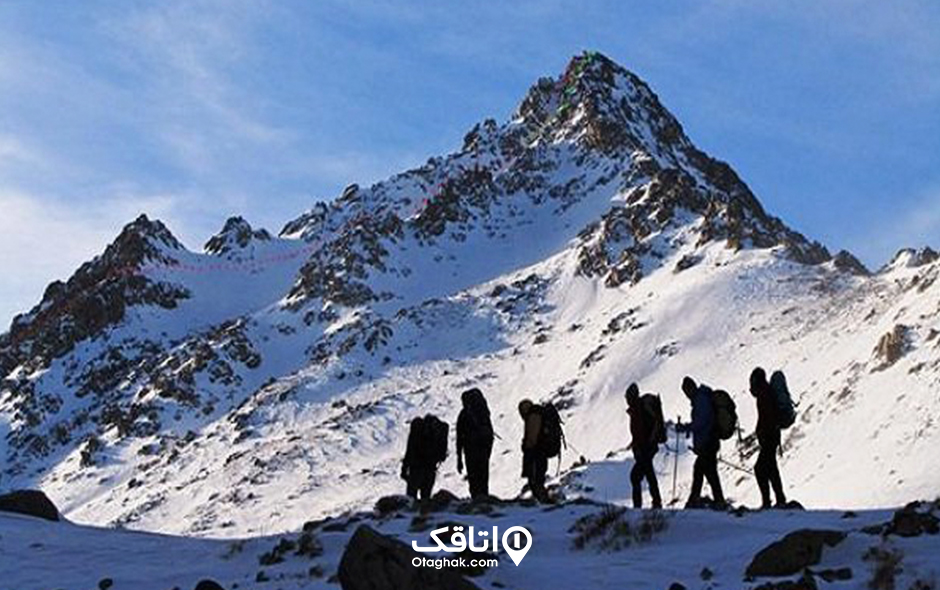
xmin=5 ymin=499 xmax=940 ymax=590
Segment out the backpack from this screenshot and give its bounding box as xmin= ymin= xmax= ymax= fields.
xmin=406 ymin=416 xmax=426 ymax=465
xmin=770 ymin=371 xmax=797 ymax=429
xmin=711 ymin=389 xmax=738 ymax=440
xmin=423 ymin=414 xmax=449 ymax=465
xmin=535 ymin=402 xmax=565 ymax=458
xmin=640 ymin=394 xmax=667 ymax=444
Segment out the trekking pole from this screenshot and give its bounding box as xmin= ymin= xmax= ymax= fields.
xmin=718 ymin=455 xmax=755 ymax=476
xmin=672 ymin=416 xmax=680 ymax=503
xmin=736 ymin=420 xmax=747 ymax=464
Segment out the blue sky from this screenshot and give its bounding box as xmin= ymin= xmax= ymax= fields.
xmin=1 ymin=1 xmax=939 ymax=326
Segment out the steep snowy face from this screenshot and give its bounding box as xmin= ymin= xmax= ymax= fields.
xmin=0 ymin=215 xmax=189 ymax=377
xmin=279 ymin=51 xmax=829 ymax=313
xmin=0 ymin=209 xmax=304 ymax=484
xmin=1 ymin=52 xmax=916 ymax=537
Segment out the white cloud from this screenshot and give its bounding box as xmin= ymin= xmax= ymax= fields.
xmin=0 ymin=135 xmax=37 ymax=165
xmin=107 ymin=0 xmax=290 ymax=179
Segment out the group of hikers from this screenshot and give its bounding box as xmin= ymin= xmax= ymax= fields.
xmin=400 ymin=367 xmax=796 ymax=510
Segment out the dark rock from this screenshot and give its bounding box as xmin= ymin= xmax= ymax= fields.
xmin=833 ymin=250 xmax=870 ymax=276
xmin=338 ymin=525 xmax=481 ymax=590
xmin=259 ymin=538 xmax=296 ymax=565
xmin=340 ymin=183 xmax=360 ymax=201
xmin=98 ymin=578 xmax=114 ymax=590
xmin=873 ymin=325 xmax=910 ymax=371
xmin=700 ymin=567 xmax=713 ymax=580
xmin=374 ymin=494 xmax=412 ymax=516
xmin=667 ymin=584 xmax=687 ymax=590
xmin=916 ymin=246 xmax=940 ymax=266
xmin=323 ymin=520 xmax=351 ymax=533
xmin=194 ymin=581 xmax=225 ymax=590
xmin=674 ymin=254 xmax=702 ymax=273
xmin=817 ymin=567 xmax=853 ymax=582
xmin=0 ymin=490 xmax=60 ymax=522
xmin=456 ymin=498 xmax=499 ymax=516
xmin=746 ymin=529 xmax=846 ymax=577
xmin=296 ymin=531 xmax=324 ymax=558
xmin=302 ymin=518 xmax=329 ymax=532
xmin=753 ymin=570 xmax=818 ymax=590
xmin=427 ymin=489 xmax=459 ymax=511
xmin=885 ymin=502 xmax=939 ymax=537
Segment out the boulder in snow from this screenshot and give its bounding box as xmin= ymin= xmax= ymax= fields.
xmin=0 ymin=490 xmax=60 ymax=522
xmin=338 ymin=525 xmax=481 ymax=590
xmin=873 ymin=325 xmax=910 ymax=371
xmin=885 ymin=502 xmax=939 ymax=538
xmin=373 ymin=494 xmax=412 ymax=516
xmin=745 ymin=529 xmax=846 ymax=577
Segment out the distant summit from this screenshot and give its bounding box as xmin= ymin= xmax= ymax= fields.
xmin=204 ymin=216 xmax=272 ymax=256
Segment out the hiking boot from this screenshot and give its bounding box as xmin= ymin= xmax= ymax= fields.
xmin=710 ymin=499 xmax=729 ymax=511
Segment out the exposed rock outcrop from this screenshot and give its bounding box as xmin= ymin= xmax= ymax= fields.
xmin=338 ymin=525 xmax=481 ymax=590
xmin=746 ymin=529 xmax=846 ymax=578
xmin=0 ymin=489 xmax=60 ymax=522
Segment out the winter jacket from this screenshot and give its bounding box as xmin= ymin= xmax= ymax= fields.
xmin=755 ymin=382 xmax=781 ymax=445
xmin=456 ymin=408 xmax=494 ymax=461
xmin=628 ymin=403 xmax=656 ymax=454
xmin=690 ymin=386 xmax=716 ymax=454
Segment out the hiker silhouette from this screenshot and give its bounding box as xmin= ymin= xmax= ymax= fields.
xmin=456 ymin=388 xmax=495 ymax=499
xmin=625 ymin=383 xmax=664 ymax=509
xmin=518 ymin=399 xmax=551 ymax=503
xmin=683 ymin=377 xmax=727 ymax=509
xmin=401 ymin=414 xmax=448 ymax=501
xmin=751 ymin=368 xmax=788 ymax=509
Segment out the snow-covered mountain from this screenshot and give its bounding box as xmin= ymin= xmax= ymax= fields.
xmin=2 ymin=51 xmax=938 ymax=543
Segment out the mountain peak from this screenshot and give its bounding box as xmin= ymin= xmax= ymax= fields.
xmin=204 ymin=216 xmax=272 ymax=256
xmin=513 ymin=51 xmax=690 ymax=156
xmin=105 ymin=215 xmax=184 ymax=269
xmin=122 ymin=214 xmax=183 ymax=248
xmin=882 ymin=246 xmax=939 ymax=272
xmin=0 ymin=214 xmax=190 ymax=369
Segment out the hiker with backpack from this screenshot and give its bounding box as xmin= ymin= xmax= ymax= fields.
xmin=750 ymin=368 xmax=792 ymax=509
xmin=401 ymin=414 xmax=449 ymax=501
xmin=625 ymin=383 xmax=664 ymax=509
xmin=518 ymin=399 xmax=563 ymax=503
xmin=682 ymin=376 xmax=731 ymax=509
xmin=456 ymin=388 xmax=495 ymax=499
